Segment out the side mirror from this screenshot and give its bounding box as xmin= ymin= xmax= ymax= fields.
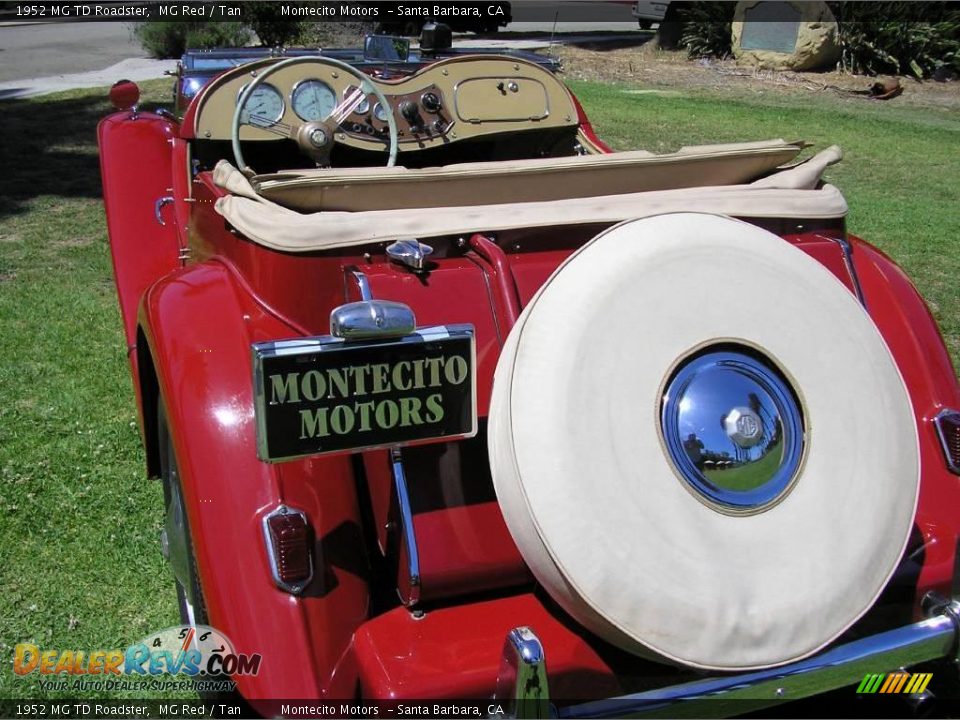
xmin=109 ymin=79 xmax=140 ymax=111
xmin=363 ymin=35 xmax=411 ymax=62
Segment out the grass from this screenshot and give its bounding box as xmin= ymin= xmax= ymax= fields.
xmin=568 ymin=79 xmax=960 ymax=363
xmin=0 ymin=80 xmax=186 ymax=700
xmin=0 ymin=75 xmax=957 ymax=700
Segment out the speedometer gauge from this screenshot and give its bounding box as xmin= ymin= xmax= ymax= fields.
xmin=238 ymin=83 xmax=285 ymax=127
xmin=292 ymin=79 xmax=337 ymax=122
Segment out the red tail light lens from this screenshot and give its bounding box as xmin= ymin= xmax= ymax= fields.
xmin=263 ymin=506 xmax=313 ymax=593
xmin=934 ymin=410 xmax=960 ymax=475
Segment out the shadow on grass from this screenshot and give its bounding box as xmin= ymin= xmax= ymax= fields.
xmin=0 ymin=92 xmax=113 ymax=219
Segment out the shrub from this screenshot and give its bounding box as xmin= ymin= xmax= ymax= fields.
xmin=829 ymin=1 xmax=960 ymax=78
xmin=244 ymin=2 xmax=308 ymax=47
xmin=135 ymin=22 xmax=252 ymax=59
xmin=677 ymin=2 xmax=736 ymax=59
xmin=298 ymin=22 xmax=379 ymax=48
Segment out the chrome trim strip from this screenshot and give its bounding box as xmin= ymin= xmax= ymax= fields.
xmin=494 ymin=627 xmax=550 ymax=719
xmin=561 ymin=601 xmax=960 ymax=718
xmin=391 ymin=448 xmax=421 ymax=607
xmin=261 ymin=505 xmax=313 ymax=595
xmin=933 ymin=408 xmax=960 ymax=475
xmin=822 ymin=234 xmax=867 ymax=308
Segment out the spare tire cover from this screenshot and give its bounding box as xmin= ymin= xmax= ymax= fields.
xmin=489 ymin=213 xmax=919 ymax=670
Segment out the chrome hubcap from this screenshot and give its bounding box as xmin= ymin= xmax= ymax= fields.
xmin=661 ymin=347 xmax=805 ymax=512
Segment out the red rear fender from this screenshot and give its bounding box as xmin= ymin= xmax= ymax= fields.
xmin=137 ymin=259 xmax=369 ymax=699
xmin=850 ymin=237 xmax=960 ymax=605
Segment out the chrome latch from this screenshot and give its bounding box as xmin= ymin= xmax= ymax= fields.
xmin=493 ymin=627 xmax=551 ymax=719
xmin=386 ymin=239 xmax=433 ymax=272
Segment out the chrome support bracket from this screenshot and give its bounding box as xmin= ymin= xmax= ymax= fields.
xmin=351 ymin=269 xmax=374 ymax=301
xmin=921 ymin=591 xmax=960 ymax=662
xmin=391 ymin=448 xmax=421 ymax=607
xmin=494 ymin=627 xmax=551 ymax=719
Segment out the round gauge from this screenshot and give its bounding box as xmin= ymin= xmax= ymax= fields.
xmin=238 ymin=83 xmax=284 ymax=127
xmin=344 ymin=86 xmax=370 ymax=116
xmin=373 ymin=102 xmax=389 ymax=123
xmin=292 ymin=79 xmax=337 ymax=122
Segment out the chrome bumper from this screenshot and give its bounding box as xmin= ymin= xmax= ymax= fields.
xmin=495 ymin=596 xmax=960 ymax=718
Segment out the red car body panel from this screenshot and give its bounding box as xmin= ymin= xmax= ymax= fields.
xmin=849 ymin=239 xmax=960 ymax=608
xmin=97 ymin=55 xmax=960 ymax=700
xmin=353 ymin=594 xmax=624 ymax=700
xmin=136 ymin=260 xmax=370 ymax=699
xmin=97 ymin=111 xmax=180 ymax=423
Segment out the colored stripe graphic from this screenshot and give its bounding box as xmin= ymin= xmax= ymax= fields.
xmin=857 ymin=673 xmax=885 ymax=694
xmin=904 ymin=673 xmax=933 ymax=694
xmin=857 ymin=672 xmax=932 ymax=694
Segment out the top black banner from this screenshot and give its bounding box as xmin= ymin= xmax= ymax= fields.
xmin=1 ymin=1 xmax=954 ymax=24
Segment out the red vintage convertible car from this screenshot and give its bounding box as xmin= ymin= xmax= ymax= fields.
xmin=98 ymin=28 xmax=960 ymax=717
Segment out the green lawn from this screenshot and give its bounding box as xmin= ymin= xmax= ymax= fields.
xmin=0 ymin=80 xmax=186 ymax=700
xmin=0 ymin=76 xmax=957 ymax=700
xmin=568 ymin=79 xmax=960 ymax=364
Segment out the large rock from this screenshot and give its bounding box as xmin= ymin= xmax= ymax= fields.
xmin=732 ymin=1 xmax=841 ymax=72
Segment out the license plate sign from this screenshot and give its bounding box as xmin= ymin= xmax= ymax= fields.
xmin=252 ymin=325 xmax=476 ymax=462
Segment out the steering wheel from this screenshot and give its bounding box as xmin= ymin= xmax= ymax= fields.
xmin=231 ymin=56 xmax=399 ymax=174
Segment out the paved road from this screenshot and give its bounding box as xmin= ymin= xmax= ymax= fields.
xmin=0 ymin=22 xmax=146 ymax=83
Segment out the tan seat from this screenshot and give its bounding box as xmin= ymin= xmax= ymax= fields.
xmin=251 ymin=140 xmax=806 ymax=213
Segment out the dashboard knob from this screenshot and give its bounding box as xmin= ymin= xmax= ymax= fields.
xmin=399 ymin=100 xmax=421 ymax=124
xmin=421 ymin=92 xmax=442 ymax=113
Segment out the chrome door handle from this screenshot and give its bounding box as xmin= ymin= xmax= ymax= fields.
xmin=154 ymin=196 xmax=174 ymax=226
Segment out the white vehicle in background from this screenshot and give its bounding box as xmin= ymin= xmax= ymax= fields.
xmin=632 ymin=0 xmax=669 ymax=28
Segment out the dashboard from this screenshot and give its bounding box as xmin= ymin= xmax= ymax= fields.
xmin=189 ymin=55 xmax=580 ymax=154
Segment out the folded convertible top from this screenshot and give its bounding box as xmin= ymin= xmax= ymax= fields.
xmin=213 ymin=144 xmax=845 ymax=253
xmin=249 ymin=139 xmax=808 ymax=212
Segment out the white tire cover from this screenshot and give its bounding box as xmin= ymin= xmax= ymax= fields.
xmin=489 ymin=213 xmax=920 ymax=671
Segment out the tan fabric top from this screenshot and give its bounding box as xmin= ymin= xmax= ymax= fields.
xmin=250 ymin=139 xmax=807 ymax=212
xmin=212 ymin=145 xmax=845 ymax=253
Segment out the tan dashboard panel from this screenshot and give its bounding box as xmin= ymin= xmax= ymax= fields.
xmin=191 ymin=55 xmax=579 ymax=151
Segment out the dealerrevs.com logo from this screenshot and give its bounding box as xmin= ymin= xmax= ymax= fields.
xmin=857 ymin=671 xmax=933 ymax=695
xmin=14 ymin=625 xmax=260 ymax=691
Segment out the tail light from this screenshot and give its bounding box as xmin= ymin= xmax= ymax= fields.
xmin=262 ymin=506 xmax=314 ymax=594
xmin=934 ymin=409 xmax=960 ymax=475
